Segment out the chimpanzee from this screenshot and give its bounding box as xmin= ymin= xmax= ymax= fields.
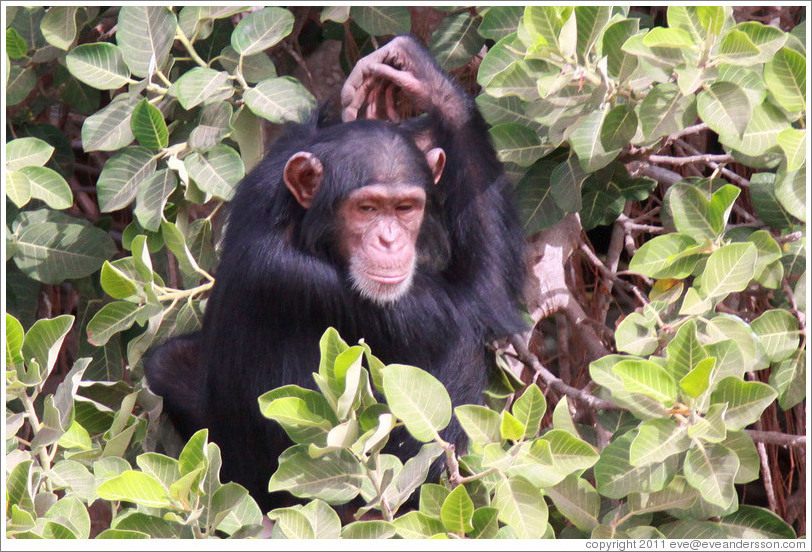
xmin=144 ymin=35 xmax=526 ymax=511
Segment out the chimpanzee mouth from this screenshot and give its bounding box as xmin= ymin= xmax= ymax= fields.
xmin=367 ymin=272 xmax=409 ymax=285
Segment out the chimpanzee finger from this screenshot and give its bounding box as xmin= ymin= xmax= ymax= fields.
xmin=342 ymin=65 xmax=380 ymax=121
xmin=384 ymin=82 xmax=400 ymax=122
xmin=363 ymin=63 xmax=424 ymax=104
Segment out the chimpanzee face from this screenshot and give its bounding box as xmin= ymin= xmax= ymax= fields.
xmin=283 ymin=143 xmax=445 ymax=305
xmin=336 ymin=182 xmax=426 ymax=304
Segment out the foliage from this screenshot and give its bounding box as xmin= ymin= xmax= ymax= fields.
xmin=4 ymin=5 xmax=807 ymax=540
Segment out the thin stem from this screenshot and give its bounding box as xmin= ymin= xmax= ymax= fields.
xmin=176 ymin=27 xmax=208 ymax=68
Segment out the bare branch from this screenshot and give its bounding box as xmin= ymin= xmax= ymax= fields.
xmin=508 ymin=335 xmax=619 ymax=411
xmin=648 ymin=153 xmax=736 ymax=166
xmin=745 ymin=429 xmax=807 ymax=449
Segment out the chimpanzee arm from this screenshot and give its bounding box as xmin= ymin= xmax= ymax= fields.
xmin=342 ymin=36 xmax=526 ymax=336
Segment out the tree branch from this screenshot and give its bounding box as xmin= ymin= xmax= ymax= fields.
xmin=508 ymin=334 xmax=620 ymax=411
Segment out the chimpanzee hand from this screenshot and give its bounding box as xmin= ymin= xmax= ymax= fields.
xmin=341 ymin=35 xmax=466 ymax=124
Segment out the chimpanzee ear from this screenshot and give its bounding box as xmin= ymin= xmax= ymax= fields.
xmin=283 ymin=151 xmax=324 ymax=208
xmin=425 ymin=147 xmax=446 ymax=185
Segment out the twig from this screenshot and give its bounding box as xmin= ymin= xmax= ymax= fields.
xmin=508 ymin=335 xmax=619 ymax=411
xmin=781 ymin=278 xmax=806 ymax=331
xmin=667 ymin=122 xmax=709 ymax=142
xmin=648 ymin=153 xmax=735 ymax=166
xmin=756 ymin=441 xmax=779 ymax=512
xmin=745 ymin=430 xmax=806 ymax=449
xmin=674 ymin=138 xmax=751 ymax=188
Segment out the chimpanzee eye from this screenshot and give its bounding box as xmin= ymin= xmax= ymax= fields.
xmin=359 ymin=204 xmax=376 ymax=213
xmin=396 ymin=204 xmax=413 ymax=212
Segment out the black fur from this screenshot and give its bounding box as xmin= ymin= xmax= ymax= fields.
xmin=145 ymin=40 xmax=526 ymax=511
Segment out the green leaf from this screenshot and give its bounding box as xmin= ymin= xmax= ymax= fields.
xmin=6 ymin=27 xmax=28 ymax=58
xmin=775 ymin=164 xmax=807 ymax=223
xmin=546 ymin=474 xmax=600 ymax=533
xmin=469 ymin=507 xmax=500 ymax=539
xmin=603 ymin=18 xmax=640 ymax=79
xmin=134 ymin=169 xmax=176 ymax=232
xmin=522 ymin=6 xmax=570 ymax=53
xmin=493 ymin=477 xmax=548 ymax=539
xmin=158 ymin=219 xmax=204 ymax=280
xmin=716 ymin=505 xmax=796 ymax=538
xmin=515 ymin=158 xmax=566 ymax=233
xmin=116 ymin=6 xmax=177 ymax=77
xmin=16 ymin=166 xmax=72 ymax=209
xmin=600 ymin=104 xmax=638 ymax=151
xmin=184 ymin=144 xmax=245 ymax=201
xmin=350 ymin=6 xmax=411 ymax=36
xmin=7 ymin=65 xmax=36 ymax=105
xmin=6 ymin=313 xmax=25 ymax=370
xmin=268 ymin=446 xmax=363 ymax=504
xmin=511 ymin=383 xmax=546 ymax=439
xmin=639 ymin=83 xmax=695 ymax=142
xmin=172 ymin=67 xmax=233 ymax=110
xmin=429 ymin=12 xmax=483 ymax=71
xmin=628 ymin=475 xmax=699 ymax=515
xmin=718 ymin=101 xmax=790 ymax=157
xmin=130 ymin=99 xmax=168 ymax=150
xmin=769 ymin=349 xmax=806 ymax=410
xmin=688 ymin=403 xmax=728 ymax=443
xmin=41 ymin=7 xmax=78 ymax=50
xmin=97 ymin=146 xmax=156 ymax=212
xmin=489 ymin=122 xmax=551 ymax=167
xmin=188 ymin=102 xmax=233 ymax=150
xmin=81 ymin=94 xmax=140 ymax=152
xmin=244 ymin=76 xmax=316 ymax=124
xmin=383 ymin=364 xmax=452 ymax=442
xmin=95 ymin=529 xmax=150 ymax=539
xmin=440 ymin=485 xmax=474 ymax=535
xmin=679 ymin=357 xmax=716 ymax=399
xmin=724 ymin=431 xmax=760 ymax=484
xmin=684 ymin=444 xmax=739 ymax=508
xmin=629 ymin=233 xmax=702 ymax=279
xmin=13 ymin=210 xmax=116 ymax=284
xmin=705 ymin=314 xmax=769 ymax=372
xmin=500 ymin=411 xmax=525 ymax=441
xmin=629 ymin=418 xmax=691 ymax=467
xmin=393 ymin=511 xmax=445 ymax=539
xmin=614 ymin=312 xmax=658 ymax=356
xmin=570 ymin=107 xmax=621 ymax=171
xmin=6 ymin=137 xmax=55 ymax=172
xmin=136 ymin=453 xmax=180 ymax=490
xmin=381 ymin=443 xmax=444 ymax=509
xmin=231 ymin=7 xmax=294 ymax=56
xmin=595 ymin=430 xmax=679 ymax=499
xmin=697 ymin=82 xmax=750 ymax=138
xmin=22 ymin=314 xmax=74 ymax=383
xmin=65 ymin=43 xmax=130 ymax=90
xmin=86 ymin=302 xmax=141 ymax=346
xmin=261 ymin=397 xmax=334 ymax=444
xmin=419 ymin=484 xmax=450 ymax=518
xmin=763 ymin=46 xmax=806 ymax=113
xmin=750 ymin=309 xmax=800 ymax=362
xmin=96 ymin=471 xmax=173 ymax=508
xmin=574 ymin=6 xmax=611 ymax=61
xmin=710 ymin=377 xmax=778 ymax=431
xmin=668 ymin=182 xmax=740 ymax=241
xmin=696 ymin=6 xmax=727 ymax=35
xmin=643 ymin=27 xmax=696 ymax=48
xmin=454 ymin=405 xmax=501 ymax=446
xmin=666 ymin=319 xmax=708 ymax=379
xmin=340 ymin=521 xmax=396 ymax=539
xmin=478 ymin=6 xmax=524 ymax=41
xmin=749 ymin=173 xmax=797 ymax=229
xmin=44 ymin=496 xmax=90 ymax=539
xmin=217 ymin=45 xmax=276 ymax=84
xmin=776 ymin=127 xmax=806 ymax=172
xmin=695 ymin=242 xmax=758 ymax=300
xmin=613 ymin=359 xmax=678 ymax=405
